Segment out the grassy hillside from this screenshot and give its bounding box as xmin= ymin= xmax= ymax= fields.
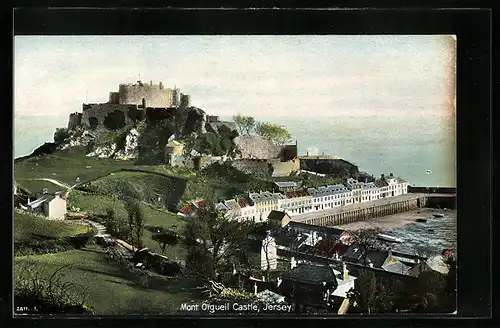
xmin=14 ymin=247 xmax=200 ymax=315
xmin=14 ymin=211 xmax=90 ymax=243
xmin=67 ymin=190 xmax=187 ymax=259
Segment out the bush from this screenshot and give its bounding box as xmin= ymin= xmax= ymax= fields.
xmin=54 ymin=128 xmax=72 ymax=144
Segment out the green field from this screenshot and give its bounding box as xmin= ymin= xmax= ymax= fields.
xmin=67 ymin=190 xmax=188 ymax=258
xmin=14 ymin=147 xmax=191 ymax=188
xmin=14 ymin=247 xmax=200 ymax=315
xmin=14 ymin=211 xmax=90 ymax=243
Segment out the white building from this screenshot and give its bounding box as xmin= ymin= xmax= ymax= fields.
xmin=237 ymin=196 xmax=257 ymax=222
xmin=375 ymin=173 xmax=408 ymax=198
xmin=278 ymin=189 xmax=313 ymax=216
xmin=361 ymin=182 xmax=379 ymax=202
xmin=223 ymin=199 xmax=242 ymax=220
xmin=307 ymin=184 xmax=352 ymax=211
xmin=27 ymin=192 xmax=67 ymax=220
xmin=249 ymin=191 xmax=282 ymax=222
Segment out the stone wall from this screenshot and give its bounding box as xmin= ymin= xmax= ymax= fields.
xmin=270 ymin=158 xmax=300 ymax=177
xmin=230 ymin=159 xmax=272 ymax=178
xmin=82 ymin=103 xmax=138 ymax=129
xmin=118 ymin=82 xmax=175 ymax=107
xmin=67 ymin=112 xmax=82 ymax=130
xmin=234 ymin=136 xmax=282 ymax=160
xmin=299 ymin=158 xmax=359 ymax=176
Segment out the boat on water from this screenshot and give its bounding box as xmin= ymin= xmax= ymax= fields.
xmin=416 ymin=218 xmax=427 ymax=223
xmin=377 ymin=233 xmax=404 ymax=243
xmin=433 ymin=213 xmax=445 ymax=218
xmin=426 ymin=169 xmax=432 ymax=174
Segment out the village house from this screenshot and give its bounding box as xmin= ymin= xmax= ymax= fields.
xmin=278 ymin=189 xmax=313 ymax=215
xmin=223 ymin=199 xmax=242 ymax=220
xmin=267 ymin=210 xmax=291 ymax=228
xmin=249 ymin=191 xmax=283 ymax=222
xmin=274 ymin=181 xmax=299 ymax=192
xmin=307 ymin=184 xmax=352 ymax=211
xmin=26 ymin=191 xmax=67 ymax=220
xmin=237 ymin=196 xmax=257 ymax=222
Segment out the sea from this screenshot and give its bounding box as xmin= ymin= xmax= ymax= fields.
xmin=14 ymin=114 xmax=456 ymax=187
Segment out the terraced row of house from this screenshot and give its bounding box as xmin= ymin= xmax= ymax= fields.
xmin=180 ymin=173 xmax=409 ymax=222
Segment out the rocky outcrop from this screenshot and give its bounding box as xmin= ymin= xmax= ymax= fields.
xmin=114 ymin=128 xmax=140 ymax=160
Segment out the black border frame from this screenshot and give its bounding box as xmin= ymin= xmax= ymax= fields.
xmin=3 ymin=5 xmax=493 ymax=327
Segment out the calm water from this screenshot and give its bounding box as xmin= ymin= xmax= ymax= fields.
xmin=14 ymin=115 xmax=456 ymax=187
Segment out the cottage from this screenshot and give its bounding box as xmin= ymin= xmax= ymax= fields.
xmin=27 ymin=192 xmax=67 ymax=220
xmin=267 ymin=210 xmax=291 ymax=228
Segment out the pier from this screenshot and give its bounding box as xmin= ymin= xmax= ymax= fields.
xmin=290 ymin=193 xmax=455 ymax=227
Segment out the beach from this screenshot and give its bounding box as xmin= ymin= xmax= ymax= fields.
xmin=332 ymin=208 xmax=440 ymax=231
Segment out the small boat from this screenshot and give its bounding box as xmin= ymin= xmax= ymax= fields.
xmin=433 ymin=213 xmax=445 ymax=218
xmin=378 ymin=233 xmax=404 ymax=243
xmin=426 ymin=169 xmax=432 ymax=174
xmin=416 ymin=218 xmax=427 ymax=223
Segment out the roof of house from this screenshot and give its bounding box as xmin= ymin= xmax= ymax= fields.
xmin=374 ymin=179 xmax=389 ymax=187
xmin=27 ymin=193 xmax=62 ymax=209
xmin=283 ymin=264 xmax=337 ymax=285
xmin=287 ymin=221 xmax=345 ymax=239
xmin=363 ymin=182 xmax=378 ymax=189
xmin=192 ymin=199 xmax=212 ymax=208
xmin=179 ymin=205 xmax=196 ymax=215
xmin=237 ymin=196 xmax=253 ymax=208
xmin=381 ymin=256 xmax=411 ymax=275
xmin=274 ymin=181 xmax=298 ymax=188
xmin=284 ymin=189 xmax=309 ymax=198
xmin=215 ymin=202 xmax=229 ymax=211
xmin=249 ymin=191 xmax=284 ymax=203
xmin=307 ymin=184 xmax=350 ymax=197
xmin=268 ymin=210 xmax=289 ymax=221
xmin=224 ymin=199 xmax=241 ymax=211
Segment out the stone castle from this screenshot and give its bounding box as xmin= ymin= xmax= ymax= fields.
xmin=67 ymin=80 xmax=194 ymax=131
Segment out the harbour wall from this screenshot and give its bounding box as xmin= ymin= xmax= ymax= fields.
xmin=298 ymin=196 xmax=425 ymax=227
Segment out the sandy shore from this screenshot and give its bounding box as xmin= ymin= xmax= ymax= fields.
xmin=332 ymin=208 xmax=448 ymax=231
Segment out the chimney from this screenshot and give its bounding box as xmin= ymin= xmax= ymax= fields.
xmin=291 ymin=257 xmax=297 ymax=269
xmin=381 ymin=174 xmax=385 ymax=179
xmin=390 ymin=172 xmax=394 ymax=177
xmin=142 ymin=98 xmax=146 ymax=109
xmin=343 ymin=262 xmax=349 ymax=280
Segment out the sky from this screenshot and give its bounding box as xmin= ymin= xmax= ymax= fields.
xmin=14 ymin=35 xmax=456 ymax=118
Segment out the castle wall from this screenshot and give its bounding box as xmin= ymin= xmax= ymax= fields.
xmin=118 ymin=83 xmax=175 ymax=107
xmin=234 ymin=136 xmax=283 ymax=160
xmin=270 ymin=158 xmax=300 ymax=177
xmin=82 ymin=103 xmax=138 ymax=129
xmin=67 ymin=112 xmax=82 ymax=130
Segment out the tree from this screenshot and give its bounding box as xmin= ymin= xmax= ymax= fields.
xmin=233 ymin=114 xmax=256 ymax=136
xmin=346 ymin=228 xmax=387 ymax=266
xmin=249 ymin=220 xmax=282 ymax=280
xmin=183 ymin=203 xmax=253 ymax=282
xmin=53 ymin=128 xmax=71 ymax=144
xmin=346 ymin=269 xmax=392 ymax=314
xmin=152 ymin=230 xmax=179 ymax=255
xmin=255 ymin=122 xmax=292 ymax=146
xmin=124 ymin=199 xmax=144 ymax=248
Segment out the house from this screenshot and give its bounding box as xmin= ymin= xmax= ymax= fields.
xmin=267 ymin=210 xmax=291 ymax=228
xmin=178 ymin=205 xmax=196 ymax=217
xmin=307 ymin=184 xmax=352 ymax=211
xmin=279 ymin=189 xmax=313 ymax=215
xmin=380 ymin=173 xmax=408 ymax=197
xmin=278 ymin=263 xmax=338 ymax=307
xmin=27 ymin=192 xmax=67 ymax=220
xmin=223 ymin=199 xmax=242 ymax=220
xmin=249 ymin=191 xmax=283 ymax=222
xmin=342 ymin=245 xmax=411 ymax=276
xmin=274 ymin=181 xmax=299 ymax=192
xmin=237 ymin=196 xmax=256 ymax=222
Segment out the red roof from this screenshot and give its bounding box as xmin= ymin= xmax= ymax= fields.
xmin=179 ymin=205 xmax=196 ymax=215
xmin=193 ymin=199 xmax=212 ymax=208
xmin=237 ymin=197 xmax=252 ymax=208
xmin=285 ymin=189 xmax=308 ymax=198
